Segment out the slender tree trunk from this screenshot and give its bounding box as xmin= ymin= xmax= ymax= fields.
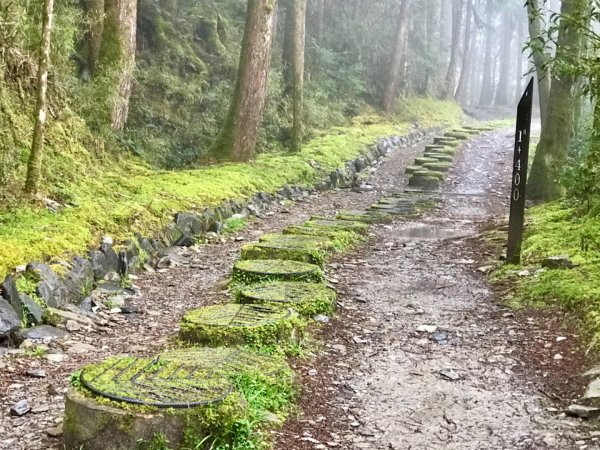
xmin=455 ymin=0 xmax=473 ymax=103
xmin=210 ymin=0 xmax=277 ymax=161
xmin=282 ymin=0 xmax=294 ymax=93
xmin=25 ymin=0 xmax=54 ymax=194
xmin=81 ymin=0 xmax=105 ymax=77
xmin=291 ymin=0 xmax=306 ymax=152
xmin=528 ymin=0 xmax=589 ymax=201
xmin=478 ymin=0 xmax=494 ymax=105
xmin=443 ymin=0 xmax=464 ymax=99
xmin=425 ymin=0 xmax=440 ymax=95
xmin=515 ymin=14 xmax=525 ymax=102
xmin=382 ymin=0 xmax=410 ymax=113
xmin=526 ymin=0 xmax=551 ymax=129
xmin=494 ymin=11 xmax=513 ymax=105
xmin=104 ymin=0 xmax=137 ymax=132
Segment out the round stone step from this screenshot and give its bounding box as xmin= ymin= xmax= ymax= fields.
xmin=259 ymin=233 xmax=335 ymax=250
xmin=423 ymin=153 xmax=453 ymax=163
xmin=445 ymin=132 xmax=469 ymax=140
xmin=414 ymin=156 xmax=439 ymax=166
xmin=179 ymin=303 xmax=300 ymax=347
xmin=232 ymin=259 xmax=323 ymax=284
xmin=423 ymin=162 xmax=451 ymax=172
xmin=282 ymin=226 xmax=360 ymax=251
xmin=241 ymin=238 xmax=329 ymax=267
xmin=408 ymin=175 xmax=440 ymax=190
xmin=63 ymin=357 xmax=245 ymax=450
xmin=239 ymin=281 xmax=336 ymax=317
xmin=306 ymin=218 xmax=370 ymax=235
xmin=159 ymin=347 xmax=291 ymax=379
xmin=405 ymin=165 xmax=423 ymax=175
xmin=336 ymin=210 xmax=393 ymax=224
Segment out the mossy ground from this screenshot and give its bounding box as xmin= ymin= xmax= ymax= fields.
xmin=0 ymin=99 xmax=464 ymax=278
xmin=491 ymin=202 xmax=600 ymax=347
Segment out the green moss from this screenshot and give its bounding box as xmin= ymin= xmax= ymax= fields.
xmin=423 ymin=162 xmax=451 ymax=172
xmin=232 ymin=259 xmax=323 ymax=285
xmin=224 ymin=217 xmax=248 ymax=234
xmin=240 ymin=242 xmax=328 ymax=267
xmin=238 ymin=282 xmax=336 ymax=317
xmin=336 ymin=210 xmax=393 ymax=224
xmin=408 ymin=175 xmax=440 ymax=189
xmin=282 ymin=225 xmax=363 ymax=251
xmin=405 ymin=165 xmax=423 ymax=175
xmin=414 ymin=157 xmax=439 ymax=166
xmin=179 ymin=304 xmax=304 ymax=348
xmin=422 ymin=153 xmax=453 ymax=163
xmin=306 ymin=218 xmax=370 ymax=235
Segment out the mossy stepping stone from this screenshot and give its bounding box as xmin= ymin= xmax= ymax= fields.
xmin=160 ymin=347 xmax=291 ymax=379
xmin=258 ymin=233 xmax=335 ymax=251
xmin=423 ymin=162 xmax=451 ymax=172
xmin=425 ymin=144 xmax=445 ymax=152
xmin=432 ymin=147 xmax=456 ymax=155
xmin=64 ymin=357 xmax=245 ymax=450
xmin=405 ymin=165 xmax=422 ymax=175
xmin=434 ymin=137 xmax=459 ymax=147
xmin=307 ymin=218 xmax=370 ymax=235
xmin=179 ymin=303 xmax=301 ymax=346
xmin=445 ymin=132 xmax=469 ymax=140
xmin=282 ymin=225 xmax=359 ymax=251
xmin=414 ymin=156 xmax=439 ymax=166
xmin=239 ymin=281 xmax=336 ymax=317
xmin=454 ymin=128 xmax=479 ymax=135
xmin=336 ymin=210 xmax=393 ymax=224
xmin=423 ymin=153 xmax=453 ymax=163
xmin=232 ymin=259 xmax=323 ymax=284
xmin=408 ymin=175 xmax=440 ymax=190
xmin=413 ymin=169 xmax=444 ymax=180
xmin=240 ymin=241 xmax=327 ymax=267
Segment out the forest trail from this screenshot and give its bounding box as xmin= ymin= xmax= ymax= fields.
xmin=0 ymin=128 xmax=593 ymax=449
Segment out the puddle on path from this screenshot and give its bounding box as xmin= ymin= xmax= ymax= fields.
xmin=393 ymin=222 xmax=472 ymax=240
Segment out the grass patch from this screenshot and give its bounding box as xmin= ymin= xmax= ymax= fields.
xmin=223 ymin=217 xmax=248 ymax=234
xmin=492 ymin=201 xmax=600 ymax=346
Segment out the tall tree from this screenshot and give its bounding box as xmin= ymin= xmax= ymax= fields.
xmin=455 ymin=0 xmax=473 ymax=103
xmin=528 ymin=0 xmax=589 ymax=201
xmin=443 ymin=0 xmax=464 ymax=99
xmin=494 ymin=10 xmax=514 ymax=105
xmin=526 ymin=0 xmax=551 ymax=129
xmin=382 ymin=0 xmax=410 ymax=113
xmin=25 ymin=0 xmax=54 ymax=194
xmin=210 ymin=0 xmax=277 ymax=161
xmin=291 ymin=0 xmax=307 ymax=151
xmin=478 ymin=0 xmax=495 ymax=105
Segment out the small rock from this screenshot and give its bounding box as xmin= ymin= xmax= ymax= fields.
xmin=542 ymin=255 xmax=574 ymax=270
xmin=352 ymin=336 xmax=368 ymax=344
xmin=67 ymin=342 xmax=96 ymax=355
xmin=438 ymin=369 xmax=460 ymax=381
xmin=10 ymin=400 xmax=30 ymax=416
xmin=583 ymin=366 xmax=600 ymax=377
xmin=417 ymin=325 xmax=437 ymax=333
xmin=584 ymin=378 xmax=600 ymax=399
xmin=332 ymin=344 xmax=347 ymax=355
xmin=308 ymin=369 xmax=318 ymax=376
xmin=26 ymin=369 xmax=47 ymax=378
xmin=556 ymin=336 xmax=567 ymax=342
xmin=313 ymin=315 xmax=330 ymax=324
xmin=554 ymin=354 xmax=563 ymax=360
xmin=46 ymin=353 xmax=66 ymax=363
xmin=46 ymin=424 xmax=63 ymax=438
xmin=566 ymin=404 xmax=600 ymax=419
xmin=65 ymin=320 xmax=81 ymax=332
xmin=517 ymin=270 xmax=531 ymax=277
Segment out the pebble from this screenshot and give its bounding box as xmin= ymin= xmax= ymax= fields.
xmin=26 ymin=369 xmax=47 ymax=378
xmin=46 ymin=424 xmax=63 ymax=438
xmin=10 ymin=400 xmax=30 ymax=417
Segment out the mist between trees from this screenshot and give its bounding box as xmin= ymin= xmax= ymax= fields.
xmin=0 ymin=0 xmax=598 ymax=207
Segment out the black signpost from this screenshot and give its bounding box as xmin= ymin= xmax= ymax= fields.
xmin=507 ymin=78 xmax=534 ymax=264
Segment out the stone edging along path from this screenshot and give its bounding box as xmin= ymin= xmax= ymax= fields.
xmin=0 ymin=128 xmax=439 ymax=343
xmin=61 ymin=125 xmax=495 ymax=449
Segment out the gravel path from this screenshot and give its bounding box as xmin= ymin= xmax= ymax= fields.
xmin=0 ymin=127 xmax=594 ymax=449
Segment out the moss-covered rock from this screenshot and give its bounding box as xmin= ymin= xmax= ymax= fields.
xmin=241 ymin=238 xmax=330 ymax=267
xmin=422 ymin=153 xmax=453 ymax=163
xmin=434 ymin=137 xmax=459 ymax=147
xmin=423 ymin=162 xmax=451 ymax=172
xmin=306 ymin=218 xmax=370 ymax=235
xmin=179 ymin=303 xmax=302 ymax=347
xmin=336 ymin=210 xmax=393 ymax=224
xmin=425 ymin=144 xmax=445 ymax=152
xmin=238 ymin=281 xmax=336 ymax=317
xmin=232 ymin=259 xmax=323 ymax=285
xmin=63 ymin=356 xmax=247 ymax=450
xmin=444 ymin=132 xmax=469 ymax=140
xmin=414 ymin=156 xmax=439 ymax=166
xmin=258 ymin=233 xmax=335 ymax=251
xmin=282 ymin=225 xmax=361 ymax=251
xmin=405 ymin=165 xmax=423 ymax=175
xmin=408 ymin=175 xmax=440 ymax=190
xmin=160 ymin=347 xmax=292 ymax=380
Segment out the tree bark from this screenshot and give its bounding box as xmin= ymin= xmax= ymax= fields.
xmin=104 ymin=0 xmax=137 ymax=132
xmin=515 ymin=13 xmax=525 ymax=102
xmin=528 ymin=0 xmax=589 ymax=201
xmin=291 ymin=0 xmax=306 ymax=152
xmin=443 ymin=0 xmax=464 ymax=99
xmin=382 ymin=0 xmax=410 ymax=113
xmin=282 ymin=0 xmax=294 ymax=94
xmin=425 ymin=0 xmax=440 ymax=95
xmin=210 ymin=0 xmax=277 ymax=161
xmin=81 ymin=0 xmax=105 ymax=77
xmin=454 ymin=0 xmax=473 ymax=103
xmin=526 ymin=0 xmax=550 ymax=129
xmin=478 ymin=0 xmax=495 ymax=105
xmin=25 ymin=0 xmax=54 ymax=194
xmin=494 ymin=10 xmax=513 ymax=105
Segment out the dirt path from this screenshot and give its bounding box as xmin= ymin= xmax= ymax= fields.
xmin=0 ymin=128 xmax=594 ymax=449
xmin=273 ymin=130 xmax=596 ymax=450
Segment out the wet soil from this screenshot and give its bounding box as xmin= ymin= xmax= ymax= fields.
xmin=0 ymin=128 xmax=596 ymax=449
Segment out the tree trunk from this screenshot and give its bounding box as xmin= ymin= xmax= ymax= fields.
xmin=478 ymin=0 xmax=494 ymax=105
xmin=494 ymin=11 xmax=513 ymax=106
xmin=291 ymin=0 xmax=306 ymax=152
xmin=316 ymin=0 xmax=324 ymax=40
xmin=443 ymin=0 xmax=464 ymax=99
xmin=515 ymin=13 xmax=525 ymax=103
xmin=210 ymin=0 xmax=277 ymax=161
xmin=104 ymin=0 xmax=137 ymax=132
xmin=526 ymin=0 xmax=550 ymax=129
xmin=382 ymin=0 xmax=410 ymax=113
xmin=454 ymin=0 xmax=473 ymax=103
xmin=25 ymin=0 xmax=54 ymax=194
xmin=425 ymin=0 xmax=440 ymax=95
xmin=282 ymin=0 xmax=294 ymax=94
xmin=528 ymin=0 xmax=588 ymax=202
xmin=81 ymin=0 xmax=105 ymax=77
